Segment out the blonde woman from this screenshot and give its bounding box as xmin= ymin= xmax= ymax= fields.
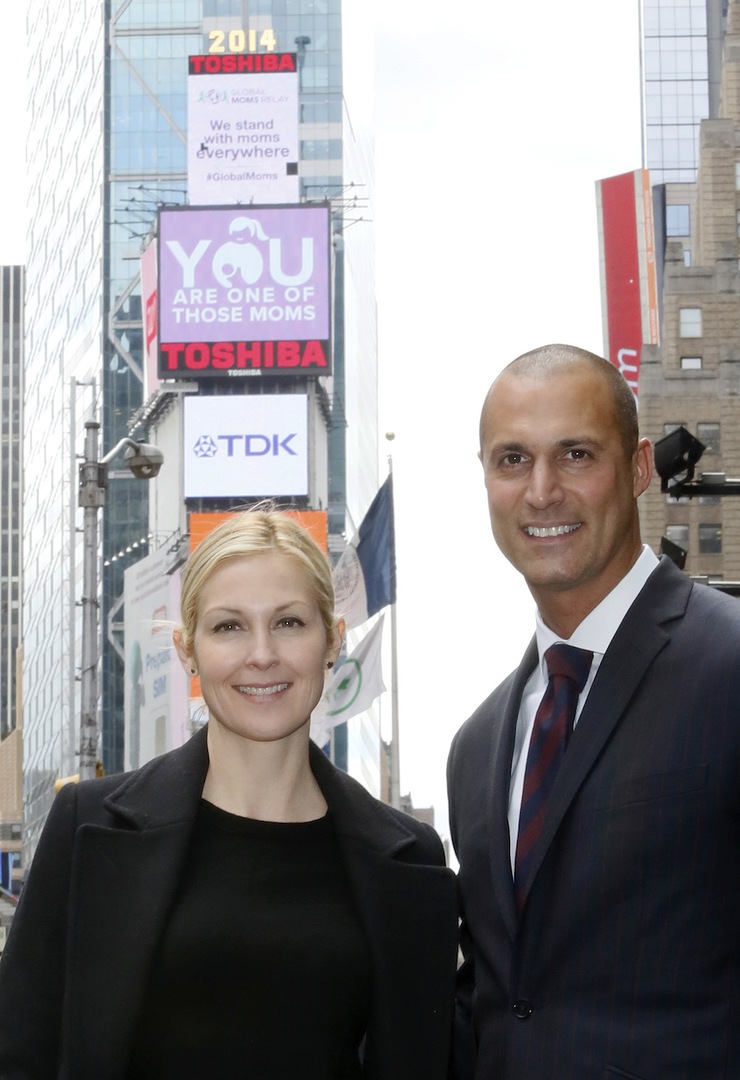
xmin=0 ymin=510 xmax=457 ymax=1080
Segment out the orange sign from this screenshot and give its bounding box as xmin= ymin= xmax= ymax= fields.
xmin=188 ymin=509 xmax=328 ymax=553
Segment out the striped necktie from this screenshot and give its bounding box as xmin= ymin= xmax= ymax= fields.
xmin=514 ymin=643 xmax=593 ymax=911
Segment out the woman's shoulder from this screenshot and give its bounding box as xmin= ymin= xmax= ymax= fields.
xmin=310 ymin=744 xmax=448 ymax=867
xmin=54 ymin=727 xmax=209 ymax=828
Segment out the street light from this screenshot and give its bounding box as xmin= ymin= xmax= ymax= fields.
xmin=78 ymin=421 xmax=163 ymax=780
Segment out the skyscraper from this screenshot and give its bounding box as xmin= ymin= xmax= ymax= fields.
xmin=23 ymin=0 xmax=377 ymax=858
xmin=0 ymin=265 xmax=23 ymax=892
xmin=636 ymin=0 xmax=740 ymax=583
xmin=641 ymin=0 xmax=727 ymax=183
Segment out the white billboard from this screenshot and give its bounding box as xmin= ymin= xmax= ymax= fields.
xmin=183 ymin=393 xmax=308 ymax=498
xmin=123 ymin=547 xmax=188 ymax=771
xmin=187 ymin=53 xmax=300 ymax=206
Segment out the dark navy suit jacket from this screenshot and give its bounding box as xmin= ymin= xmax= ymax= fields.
xmin=0 ymin=727 xmax=458 ymax=1079
xmin=448 ymin=557 xmax=740 ymax=1080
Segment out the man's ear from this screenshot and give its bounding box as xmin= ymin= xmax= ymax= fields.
xmin=633 ymin=437 xmax=653 ymax=498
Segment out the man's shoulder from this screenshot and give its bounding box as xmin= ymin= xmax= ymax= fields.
xmin=686 ymin=575 xmax=740 ymax=621
xmin=648 ymin=557 xmax=740 ymax=642
xmin=449 ymin=660 xmax=527 ymax=763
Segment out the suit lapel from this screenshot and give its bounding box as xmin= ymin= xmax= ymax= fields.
xmin=309 ymin=745 xmax=458 ymax=1080
xmin=488 ymin=638 xmax=538 ymax=939
xmin=518 ymin=558 xmax=691 ymax=910
xmin=65 ymin=730 xmax=209 ymax=1079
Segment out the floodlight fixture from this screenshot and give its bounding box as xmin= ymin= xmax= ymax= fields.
xmin=653 ymin=426 xmax=706 ymax=492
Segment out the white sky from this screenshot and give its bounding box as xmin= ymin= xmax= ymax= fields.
xmin=0 ymin=2 xmax=644 ymax=838
xmin=373 ymin=0 xmax=643 ymax=833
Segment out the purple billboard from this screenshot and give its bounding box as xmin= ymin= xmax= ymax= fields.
xmin=158 ymin=204 xmax=331 ymax=377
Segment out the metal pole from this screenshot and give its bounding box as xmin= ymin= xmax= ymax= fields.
xmin=79 ymin=421 xmax=105 ymax=780
xmin=389 ymin=596 xmax=401 ymax=809
xmin=68 ymin=379 xmax=77 ymax=774
xmin=386 ymin=452 xmax=401 ymax=810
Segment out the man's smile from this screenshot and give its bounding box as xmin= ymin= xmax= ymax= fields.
xmin=523 ymin=523 xmax=582 ymax=538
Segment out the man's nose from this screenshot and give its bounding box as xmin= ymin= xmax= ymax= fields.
xmin=525 ymin=460 xmax=563 ymax=508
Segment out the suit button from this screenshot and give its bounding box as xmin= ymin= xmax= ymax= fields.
xmin=513 ymin=999 xmax=532 ymax=1019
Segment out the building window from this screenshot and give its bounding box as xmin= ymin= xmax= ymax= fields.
xmin=665 ymin=524 xmax=689 ymax=552
xmin=683 ymin=250 xmax=692 ymax=266
xmin=736 ymin=162 xmax=740 ymax=189
xmin=737 ymin=210 xmax=740 ymax=238
xmin=663 ymin=422 xmax=687 ymax=435
xmin=666 ymin=204 xmax=690 ymax=236
xmin=665 ymin=527 xmax=687 ymax=552
xmin=679 ymin=308 xmax=702 ymax=337
xmin=680 ymin=356 xmax=702 ymax=369
xmin=698 ymin=524 xmax=722 ymax=554
xmin=696 ymin=422 xmax=720 ymax=455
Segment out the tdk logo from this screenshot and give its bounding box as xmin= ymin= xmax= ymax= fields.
xmin=193 ymin=435 xmax=218 ymax=458
xmin=193 ymin=433 xmax=298 ymax=457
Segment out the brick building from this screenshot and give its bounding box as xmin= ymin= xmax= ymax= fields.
xmin=639 ymin=0 xmax=740 ymax=583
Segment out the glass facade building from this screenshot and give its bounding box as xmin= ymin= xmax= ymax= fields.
xmin=641 ymin=0 xmax=727 ymax=182
xmin=0 ymin=267 xmax=22 ymax=744
xmin=24 ymin=0 xmax=105 ymax=858
xmin=103 ymin=0 xmax=349 ymax=774
xmin=24 ymin=0 xmax=378 ymax=856
xmin=0 ymin=265 xmax=23 ymax=891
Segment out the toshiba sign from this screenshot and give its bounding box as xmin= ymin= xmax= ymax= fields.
xmin=158 ymin=205 xmax=331 ymax=378
xmin=187 ymin=52 xmax=300 ymax=206
xmin=183 ymin=394 xmax=308 ymax=498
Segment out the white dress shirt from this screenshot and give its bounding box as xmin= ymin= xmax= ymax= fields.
xmin=507 ymin=545 xmax=660 ymax=871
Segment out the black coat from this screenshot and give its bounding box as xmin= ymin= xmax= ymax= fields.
xmin=448 ymin=558 xmax=740 ymax=1079
xmin=0 ymin=727 xmax=458 ymax=1079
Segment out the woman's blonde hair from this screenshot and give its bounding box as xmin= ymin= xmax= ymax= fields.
xmin=177 ymin=509 xmax=337 ymax=654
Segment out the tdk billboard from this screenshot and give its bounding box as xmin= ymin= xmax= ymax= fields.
xmin=183 ymin=394 xmax=308 ymax=497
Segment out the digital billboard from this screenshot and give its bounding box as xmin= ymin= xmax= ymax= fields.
xmin=189 ymin=509 xmax=328 ymax=552
xmin=187 ymin=52 xmax=300 ymax=206
xmin=158 ymin=204 xmax=331 ymax=378
xmin=183 ymin=393 xmax=308 ymax=498
xmin=596 ymin=169 xmax=659 ymax=402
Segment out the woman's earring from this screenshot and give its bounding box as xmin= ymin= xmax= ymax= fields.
xmin=190 ymin=667 xmax=197 ymax=676
xmin=326 ymin=660 xmax=334 ymax=669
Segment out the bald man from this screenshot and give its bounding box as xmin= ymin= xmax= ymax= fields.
xmin=448 ymin=344 xmax=740 ymax=1079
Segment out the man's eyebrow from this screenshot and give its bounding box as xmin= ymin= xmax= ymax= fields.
xmin=555 ymin=437 xmax=605 ymax=451
xmin=487 ymin=440 xmax=528 ymax=454
xmin=484 ymin=436 xmax=606 ymax=458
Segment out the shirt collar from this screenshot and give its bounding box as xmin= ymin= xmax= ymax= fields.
xmin=535 ymin=544 xmax=659 ymax=671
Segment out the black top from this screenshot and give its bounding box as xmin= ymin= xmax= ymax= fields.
xmin=126 ymin=801 xmax=371 ymax=1079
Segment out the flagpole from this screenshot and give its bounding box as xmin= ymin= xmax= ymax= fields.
xmin=386 ymin=440 xmax=401 ymax=810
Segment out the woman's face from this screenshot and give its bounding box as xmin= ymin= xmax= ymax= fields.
xmin=176 ymin=552 xmax=338 ymax=747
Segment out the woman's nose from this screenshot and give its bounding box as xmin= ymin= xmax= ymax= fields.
xmin=245 ymin=628 xmax=278 ymax=667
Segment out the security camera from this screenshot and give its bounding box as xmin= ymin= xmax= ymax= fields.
xmin=123 ymin=442 xmax=164 ymax=480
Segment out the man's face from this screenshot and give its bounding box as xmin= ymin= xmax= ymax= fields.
xmin=479 ymin=366 xmax=652 ymax=629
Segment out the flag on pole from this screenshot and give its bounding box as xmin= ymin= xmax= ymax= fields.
xmin=310 ymin=615 xmax=386 ymax=748
xmin=333 ymin=476 xmax=396 ymax=631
